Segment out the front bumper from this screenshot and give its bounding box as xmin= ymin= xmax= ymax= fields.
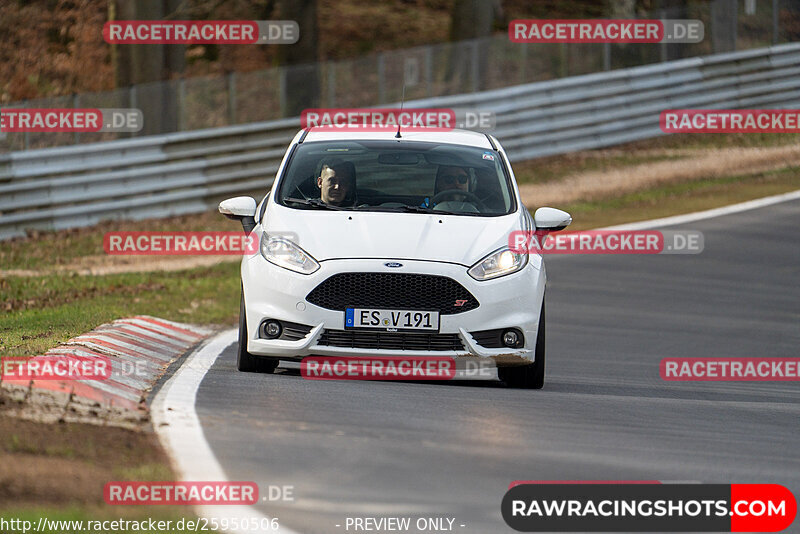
xmin=242 ymin=255 xmax=545 ymax=365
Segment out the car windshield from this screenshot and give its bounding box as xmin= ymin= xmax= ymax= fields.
xmin=276 ymin=140 xmax=516 ymax=216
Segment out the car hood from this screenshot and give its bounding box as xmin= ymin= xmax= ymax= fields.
xmin=263 ymin=205 xmax=525 ymax=266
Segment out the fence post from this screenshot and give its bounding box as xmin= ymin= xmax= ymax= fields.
xmin=773 ymin=0 xmax=779 ymax=44
xmin=23 ymin=100 xmax=29 ymax=150
xmin=520 ymin=42 xmax=528 ymax=82
xmin=129 ymin=86 xmax=137 ymax=137
xmin=279 ymin=66 xmax=287 ymax=117
xmin=471 ymin=40 xmax=479 ymax=92
xmin=327 ymin=61 xmax=336 ymax=107
xmin=227 ymin=72 xmax=237 ymax=125
xmin=72 ymin=93 xmax=80 ymax=145
xmin=377 ymin=53 xmax=386 ymax=104
xmin=425 ymin=46 xmax=433 ymax=97
xmin=177 ymin=78 xmax=186 ymax=131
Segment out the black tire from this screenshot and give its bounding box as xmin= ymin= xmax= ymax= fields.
xmin=237 ymin=290 xmax=278 ymax=373
xmin=498 ymin=303 xmax=545 ymax=389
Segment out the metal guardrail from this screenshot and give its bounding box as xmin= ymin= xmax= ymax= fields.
xmin=1 ymin=43 xmax=799 ymax=240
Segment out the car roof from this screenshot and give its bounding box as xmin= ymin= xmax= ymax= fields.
xmin=299 ymin=128 xmax=494 ymax=149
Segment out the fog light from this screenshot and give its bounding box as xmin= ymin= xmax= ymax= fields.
xmin=502 ymin=330 xmax=520 ymax=348
xmin=262 ymin=320 xmax=282 ymax=339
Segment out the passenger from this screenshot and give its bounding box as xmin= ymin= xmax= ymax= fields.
xmin=434 ymin=165 xmax=470 ymax=195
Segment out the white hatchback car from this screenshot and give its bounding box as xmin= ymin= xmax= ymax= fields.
xmin=220 ymin=128 xmax=571 ymax=388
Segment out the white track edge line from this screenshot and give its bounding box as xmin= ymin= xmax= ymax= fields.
xmin=597 ymin=189 xmax=800 ymax=230
xmin=151 ymin=328 xmax=300 ymax=534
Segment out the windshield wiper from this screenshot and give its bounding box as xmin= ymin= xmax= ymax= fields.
xmin=396 ymin=205 xmax=435 ymax=213
xmin=355 ymin=204 xmax=479 ymax=216
xmin=283 ymin=197 xmax=345 ymax=211
xmin=399 ymin=204 xmax=487 ymax=216
xmin=354 ymin=204 xmax=435 ymax=213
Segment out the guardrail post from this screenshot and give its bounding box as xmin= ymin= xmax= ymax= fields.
xmin=227 ymin=72 xmax=237 ymax=125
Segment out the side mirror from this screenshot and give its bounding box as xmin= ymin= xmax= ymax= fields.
xmin=534 ymin=207 xmax=572 ymax=231
xmin=219 ymin=196 xmax=257 ymax=234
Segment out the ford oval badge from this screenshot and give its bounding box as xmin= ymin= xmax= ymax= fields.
xmin=384 ymin=262 xmax=403 ymax=268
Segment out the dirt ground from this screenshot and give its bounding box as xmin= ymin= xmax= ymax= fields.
xmin=1 ymin=256 xmax=237 ymax=278
xmin=0 ymin=415 xmax=166 ymax=508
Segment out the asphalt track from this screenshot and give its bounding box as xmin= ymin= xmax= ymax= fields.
xmin=194 ymin=197 xmax=800 ymax=534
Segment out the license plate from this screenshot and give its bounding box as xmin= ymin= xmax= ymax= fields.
xmin=345 ymin=308 xmax=440 ymax=331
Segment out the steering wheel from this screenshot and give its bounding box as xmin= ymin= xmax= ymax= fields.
xmin=431 ymin=190 xmax=487 ymax=212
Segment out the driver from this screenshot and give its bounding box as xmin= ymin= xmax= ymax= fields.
xmin=317 ymin=158 xmax=356 ymax=206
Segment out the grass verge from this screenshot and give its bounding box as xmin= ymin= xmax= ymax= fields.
xmin=1 ymin=263 xmax=239 ymax=357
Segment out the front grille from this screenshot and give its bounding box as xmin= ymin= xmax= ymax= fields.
xmin=306 ymin=273 xmax=479 ymax=315
xmin=317 ymin=329 xmax=464 ymax=351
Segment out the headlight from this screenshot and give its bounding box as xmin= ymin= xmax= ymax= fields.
xmin=260 ymin=232 xmax=319 ymax=274
xmin=468 ymin=247 xmax=527 ymax=280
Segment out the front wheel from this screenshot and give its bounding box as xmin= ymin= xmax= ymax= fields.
xmin=237 ymin=289 xmax=278 ymax=373
xmin=497 ymin=303 xmax=545 ymax=389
